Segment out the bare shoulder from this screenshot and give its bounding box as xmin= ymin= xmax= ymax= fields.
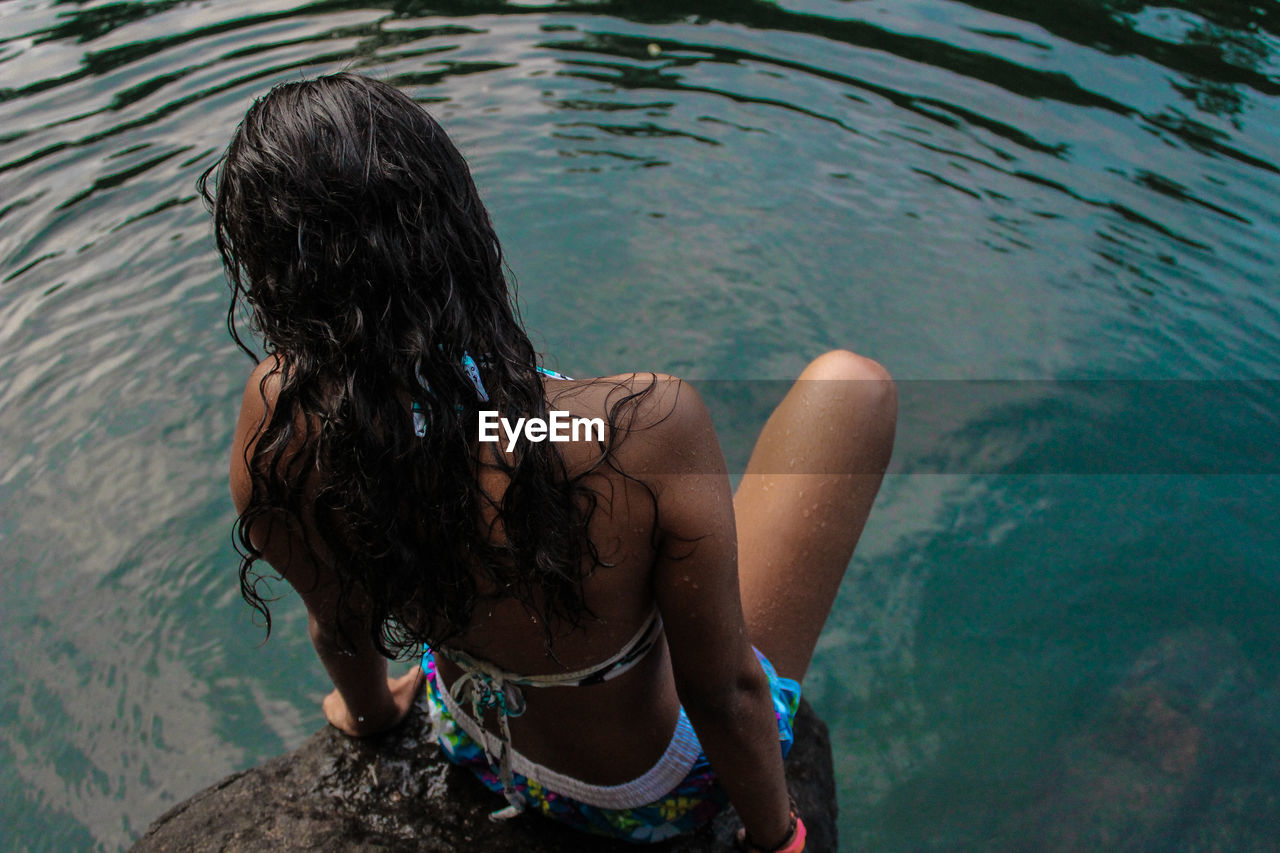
xmin=229 ymin=356 xmax=283 ymax=514
xmin=566 ymin=372 xmax=721 ymax=479
xmin=563 ymin=371 xmax=702 ymax=425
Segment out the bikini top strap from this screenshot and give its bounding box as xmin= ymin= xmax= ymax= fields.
xmin=434 ymin=606 xmax=662 ymax=820
xmin=531 ymin=607 xmax=664 ymax=688
xmin=412 ymin=359 xmax=568 ymax=437
xmin=438 ymin=605 xmax=663 ymax=697
xmin=535 ymin=365 xmax=573 ymax=381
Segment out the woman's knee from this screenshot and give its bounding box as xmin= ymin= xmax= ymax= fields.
xmin=802 ymin=348 xmax=890 ymax=381
xmin=799 ymin=349 xmax=898 ymax=428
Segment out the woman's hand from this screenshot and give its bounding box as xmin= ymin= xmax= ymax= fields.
xmin=322 ymin=666 xmax=425 ymax=737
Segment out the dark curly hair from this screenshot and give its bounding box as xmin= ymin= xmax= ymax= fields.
xmin=199 ymin=73 xmax=644 ymax=658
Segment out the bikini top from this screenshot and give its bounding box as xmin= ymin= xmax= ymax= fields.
xmin=434 ymin=607 xmax=666 ymax=818
xmin=411 ymin=355 xmax=570 ymax=437
xmin=416 ymin=357 xmax=659 ymax=816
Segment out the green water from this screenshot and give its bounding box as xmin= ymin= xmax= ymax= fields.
xmin=1 ymin=1 xmax=1277 ymax=850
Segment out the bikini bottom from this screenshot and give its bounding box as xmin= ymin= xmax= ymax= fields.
xmin=420 ymin=648 xmax=801 ymax=843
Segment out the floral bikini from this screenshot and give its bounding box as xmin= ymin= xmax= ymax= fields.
xmin=421 ymin=633 xmax=799 ymax=843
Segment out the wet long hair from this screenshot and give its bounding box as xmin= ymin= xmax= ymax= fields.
xmin=200 ymin=73 xmax=630 ymax=657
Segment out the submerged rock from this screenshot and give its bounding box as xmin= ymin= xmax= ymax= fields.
xmin=132 ymin=697 xmax=836 ymax=852
xmin=997 ymin=628 xmax=1280 ymax=852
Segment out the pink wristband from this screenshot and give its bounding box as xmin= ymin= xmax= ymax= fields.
xmin=776 ymin=816 xmax=806 ymax=853
xmin=744 ymin=814 xmax=807 ymax=853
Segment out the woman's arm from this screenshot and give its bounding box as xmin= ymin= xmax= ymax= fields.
xmin=642 ymin=378 xmax=794 ymax=848
xmin=230 ymin=360 xmax=421 ymax=736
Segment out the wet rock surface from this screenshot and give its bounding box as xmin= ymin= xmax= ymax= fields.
xmin=132 ymin=697 xmax=836 ymax=852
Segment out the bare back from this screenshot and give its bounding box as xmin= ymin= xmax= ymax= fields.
xmin=232 ymin=365 xmax=726 ymax=786
xmin=435 ymin=373 xmax=689 ymax=785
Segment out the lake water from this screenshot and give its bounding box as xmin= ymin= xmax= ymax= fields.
xmin=2 ymin=1 xmax=1278 ymax=850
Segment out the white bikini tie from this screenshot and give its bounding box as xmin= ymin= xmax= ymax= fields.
xmin=436 ymin=609 xmax=664 ymax=820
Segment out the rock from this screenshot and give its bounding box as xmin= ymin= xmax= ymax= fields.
xmin=132 ymin=697 xmax=836 ymax=852
xmin=995 ymin=629 xmax=1272 ymax=852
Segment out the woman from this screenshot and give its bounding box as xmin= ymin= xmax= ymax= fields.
xmin=203 ymin=73 xmax=895 ymax=850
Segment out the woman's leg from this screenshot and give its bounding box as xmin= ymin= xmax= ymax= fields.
xmin=734 ymin=350 xmax=897 ymax=682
